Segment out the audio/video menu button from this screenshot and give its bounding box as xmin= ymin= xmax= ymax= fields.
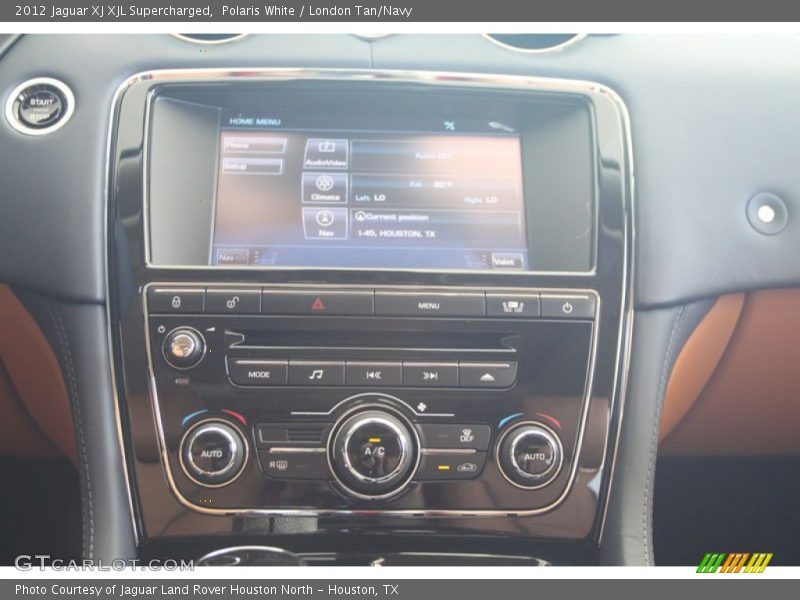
xmin=288 ymin=361 xmax=346 ymax=386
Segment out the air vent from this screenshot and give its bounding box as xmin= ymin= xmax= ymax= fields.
xmin=484 ymin=34 xmax=585 ymax=54
xmin=286 ymin=424 xmax=330 ymax=444
xmin=173 ymin=33 xmax=247 ymax=45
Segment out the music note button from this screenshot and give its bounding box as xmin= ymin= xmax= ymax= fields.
xmin=288 ymin=361 xmax=345 ymax=386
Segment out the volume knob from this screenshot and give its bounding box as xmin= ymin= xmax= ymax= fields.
xmin=163 ymin=327 xmax=205 ymax=369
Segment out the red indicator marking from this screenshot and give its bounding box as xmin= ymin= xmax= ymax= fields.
xmin=311 ymin=297 xmax=326 ymax=311
xmin=221 ymin=409 xmax=247 ymax=427
xmin=535 ymin=412 xmax=562 ymax=430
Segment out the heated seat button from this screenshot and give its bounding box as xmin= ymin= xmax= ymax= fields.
xmin=288 ymin=361 xmax=345 ymax=385
xmin=459 ymin=362 xmax=518 ymax=388
xmin=206 ymin=289 xmax=261 ymax=314
xmin=227 ymin=359 xmax=288 ymax=386
xmin=374 ymin=292 xmax=485 ymax=317
xmin=259 ymin=449 xmax=329 ymax=480
xmin=540 ymin=294 xmax=596 ymax=319
xmin=486 ymin=293 xmax=541 ymax=318
xmin=345 ymin=362 xmax=402 ymax=386
xmin=416 ymin=424 xmax=491 ymax=451
xmin=147 ymin=288 xmax=205 ymax=313
xmin=402 ymin=363 xmax=458 ymax=387
xmin=261 ymin=290 xmax=373 ymax=316
xmin=418 ymin=451 xmax=487 ymax=480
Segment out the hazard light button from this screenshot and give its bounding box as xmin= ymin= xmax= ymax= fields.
xmin=261 ymin=290 xmax=374 ymax=316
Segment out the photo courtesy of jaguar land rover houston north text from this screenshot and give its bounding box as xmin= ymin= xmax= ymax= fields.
xmin=1 ymin=33 xmax=799 ymax=569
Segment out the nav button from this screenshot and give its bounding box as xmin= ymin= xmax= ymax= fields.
xmin=459 ymin=362 xmax=518 ymax=388
xmin=227 ymin=359 xmax=288 ymax=386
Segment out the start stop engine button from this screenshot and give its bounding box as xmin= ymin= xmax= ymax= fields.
xmin=6 ymin=78 xmax=74 ymax=135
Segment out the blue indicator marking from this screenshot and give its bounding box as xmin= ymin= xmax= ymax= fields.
xmin=499 ymin=412 xmax=524 ymax=429
xmin=181 ymin=409 xmax=208 ymax=427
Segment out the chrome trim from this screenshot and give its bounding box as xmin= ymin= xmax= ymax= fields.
xmin=269 ymin=447 xmax=326 ymax=454
xmin=196 ymin=545 xmax=304 ymax=567
xmin=178 ymin=419 xmax=249 ymax=489
xmin=106 ymin=67 xmax=634 ymax=521
xmin=496 ymin=422 xmax=564 ymax=490
xmin=328 ymin=406 xmax=420 ymax=502
xmin=421 ymin=448 xmax=477 ymax=456
xmin=138 ymin=67 xmax=599 ymax=277
xmin=105 ymin=73 xmax=139 ymax=545
xmin=482 ymin=34 xmax=587 ymax=55
xmin=596 ymin=84 xmax=636 ymax=543
xmin=171 ymin=33 xmax=249 ymax=46
xmin=5 ymin=77 xmax=75 ymax=136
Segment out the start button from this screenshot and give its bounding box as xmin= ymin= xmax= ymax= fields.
xmin=6 ymin=78 xmax=74 ymax=135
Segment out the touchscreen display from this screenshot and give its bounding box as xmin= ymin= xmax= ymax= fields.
xmin=210 ymin=122 xmax=529 ymax=270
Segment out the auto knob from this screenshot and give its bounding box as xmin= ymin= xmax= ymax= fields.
xmin=163 ymin=327 xmax=205 ymax=369
xmin=329 ymin=409 xmax=418 ymax=500
xmin=179 ymin=419 xmax=248 ymax=487
xmin=497 ymin=423 xmax=563 ymax=489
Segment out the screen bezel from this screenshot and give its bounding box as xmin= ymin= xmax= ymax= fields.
xmin=142 ymin=72 xmax=600 ymax=277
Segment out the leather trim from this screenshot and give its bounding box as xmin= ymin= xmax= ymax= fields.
xmin=601 ymin=299 xmax=713 ymax=565
xmin=16 ymin=291 xmax=137 ymax=561
xmin=659 ymin=293 xmax=746 ymax=442
xmin=661 ymin=288 xmax=800 ymax=456
xmin=0 ymin=284 xmax=76 ymax=463
xmin=0 ymin=361 xmax=60 ymax=458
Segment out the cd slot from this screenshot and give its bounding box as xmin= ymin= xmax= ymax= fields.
xmin=226 ymin=328 xmax=519 ymax=353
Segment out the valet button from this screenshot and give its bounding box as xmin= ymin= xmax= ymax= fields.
xmin=180 ymin=420 xmax=247 ymax=487
xmin=163 ymin=328 xmax=205 ymax=369
xmin=498 ymin=423 xmax=563 ymax=489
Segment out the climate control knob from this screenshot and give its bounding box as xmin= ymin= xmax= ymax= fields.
xmin=497 ymin=423 xmax=563 ymax=489
xmin=179 ymin=420 xmax=248 ymax=487
xmin=163 ymin=327 xmax=205 ymax=369
xmin=329 ymin=409 xmax=418 ymax=499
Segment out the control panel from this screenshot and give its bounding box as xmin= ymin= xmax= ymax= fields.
xmin=145 ymin=283 xmax=597 ymax=515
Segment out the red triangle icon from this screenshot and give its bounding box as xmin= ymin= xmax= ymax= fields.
xmin=311 ymin=297 xmax=326 ymax=311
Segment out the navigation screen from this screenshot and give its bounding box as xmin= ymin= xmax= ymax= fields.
xmin=210 ymin=124 xmax=529 ymax=270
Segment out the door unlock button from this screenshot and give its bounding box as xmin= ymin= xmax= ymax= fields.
xmin=206 ymin=289 xmax=261 ymax=314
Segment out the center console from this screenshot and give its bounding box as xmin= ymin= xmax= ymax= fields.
xmin=108 ymin=69 xmax=632 ymax=557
